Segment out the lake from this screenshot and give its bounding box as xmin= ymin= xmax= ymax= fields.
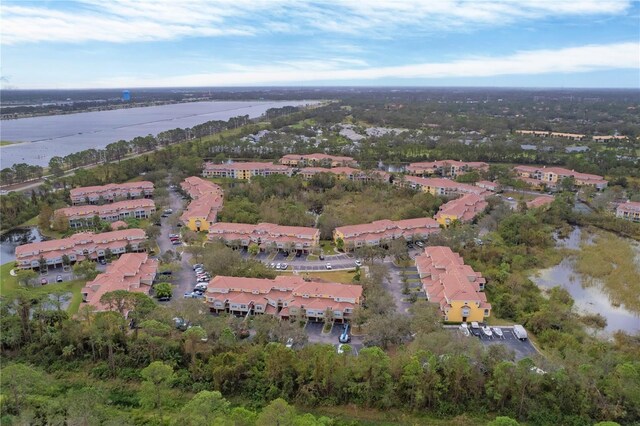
xmin=0 ymin=100 xmax=314 ymax=168
xmin=0 ymin=226 xmax=43 ymax=263
xmin=530 ymin=227 xmax=640 ymax=336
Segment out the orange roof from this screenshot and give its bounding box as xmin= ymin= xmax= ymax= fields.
xmin=70 ymin=181 xmax=154 ymax=198
xmin=526 ymin=195 xmax=554 ymax=209
xmin=81 ymin=253 xmax=158 ymax=311
xmin=55 ymin=199 xmax=155 ymax=218
xmin=110 ymin=220 xmax=129 ymax=230
xmin=180 ymin=177 xmax=224 ymax=224
xmin=204 ymin=162 xmax=291 ymax=171
xmin=617 ymin=200 xmax=640 ymax=213
xmin=415 ymin=246 xmax=489 ymax=308
xmin=208 ymin=222 xmax=319 ymax=243
xmin=435 ymin=194 xmax=488 ymax=222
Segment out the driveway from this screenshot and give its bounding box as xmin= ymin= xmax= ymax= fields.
xmin=453 ymin=326 xmax=539 ymax=361
xmin=384 ymin=261 xmax=416 ymax=315
xmin=305 ymin=321 xmax=363 ymax=355
xmin=156 ymin=187 xmax=193 ymax=300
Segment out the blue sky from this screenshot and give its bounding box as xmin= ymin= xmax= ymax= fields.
xmin=1 ymin=0 xmax=639 ymax=89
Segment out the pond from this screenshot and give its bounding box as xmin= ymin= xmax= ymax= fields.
xmin=530 ymin=227 xmax=640 ymax=336
xmin=0 ymin=226 xmax=43 ymax=263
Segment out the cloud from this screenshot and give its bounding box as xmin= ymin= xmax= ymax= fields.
xmin=76 ymin=42 xmax=639 ymax=88
xmin=1 ymin=0 xmax=632 ymax=44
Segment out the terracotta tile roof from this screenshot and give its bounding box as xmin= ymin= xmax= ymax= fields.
xmin=180 ymin=177 xmax=224 ymax=224
xmin=70 ymin=181 xmax=154 ymax=199
xmin=403 ymin=176 xmax=489 ymax=195
xmin=110 ymin=220 xmax=129 ymax=230
xmin=81 ymin=253 xmax=158 ymax=312
xmin=435 ymin=194 xmax=488 ymax=222
xmin=55 ymin=199 xmax=155 ymax=219
xmin=208 ymin=222 xmax=319 ymax=245
xmin=15 ymin=229 xmax=146 ymax=258
xmin=204 ymin=162 xmax=292 ymax=172
xmin=415 ymin=246 xmax=489 ymax=309
xmin=526 ymin=195 xmax=555 ymax=209
xmin=617 ymin=200 xmax=640 ymax=214
xmin=335 ymin=218 xmax=439 ymax=243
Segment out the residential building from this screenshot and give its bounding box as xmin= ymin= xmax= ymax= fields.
xmin=81 ymin=253 xmax=158 ymax=312
xmin=281 ymin=153 xmax=356 ymax=167
xmin=515 ymin=130 xmax=586 ymax=141
xmin=526 ymin=195 xmax=555 ymax=209
xmin=616 ymin=201 xmax=640 ymax=222
xmin=202 ymin=161 xmax=292 ymax=180
xmin=415 ymin=246 xmax=490 ymax=322
xmin=70 ymin=181 xmax=154 ymax=205
xmin=180 ymin=176 xmax=224 ymax=232
xmin=406 ymin=160 xmax=488 ymax=177
xmin=475 ymin=180 xmax=499 ymax=192
xmin=208 ymin=222 xmax=320 ymax=253
xmin=54 ymin=199 xmax=156 ymax=228
xmin=513 ymin=165 xmax=607 ymax=190
xmin=298 ymin=167 xmax=390 ymax=183
xmin=435 ymin=194 xmax=488 ymax=227
xmin=15 ymin=229 xmax=146 ymax=270
xmin=593 ymin=135 xmax=628 ymax=143
xmin=398 ymin=175 xmax=490 ymax=196
xmin=205 ymin=275 xmax=363 ymax=322
xmin=333 ymin=217 xmax=440 ymax=250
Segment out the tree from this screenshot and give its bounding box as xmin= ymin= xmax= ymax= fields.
xmin=38 ymin=204 xmax=54 ymax=231
xmin=73 ymin=260 xmax=99 ymax=280
xmin=178 ymin=390 xmax=230 ymax=426
xmin=1 ymin=363 xmax=45 ymax=414
xmin=256 ymin=398 xmax=297 ymax=426
xmin=248 ymin=242 xmax=260 ymax=256
xmin=186 ymin=245 xmax=206 ymax=263
xmin=335 ymin=238 xmax=344 ymax=251
xmin=389 ymin=238 xmax=409 ymax=263
xmin=183 ymin=326 xmax=207 ymax=366
xmin=16 ymin=269 xmax=38 ymax=287
xmin=145 ymin=224 xmax=161 ymax=239
xmin=52 ymin=212 xmax=69 ymax=232
xmin=139 ymin=361 xmax=174 ymax=417
xmin=154 ymin=282 xmax=172 ymax=299
xmin=488 ymin=417 xmax=520 ymax=426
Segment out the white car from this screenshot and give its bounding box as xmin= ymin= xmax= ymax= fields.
xmin=276 ymin=263 xmax=281 ymax=270
xmin=482 ymin=326 xmax=493 ymax=338
xmin=459 ymin=323 xmax=470 ymax=337
xmin=326 ymin=263 xmax=332 ymax=270
xmin=354 ymin=259 xmax=362 ymax=267
xmin=285 ymin=338 xmax=294 ymax=349
xmin=281 ymin=263 xmax=288 ymax=270
xmin=337 ymin=344 xmax=345 ymax=354
xmin=492 ymin=327 xmax=504 ymax=338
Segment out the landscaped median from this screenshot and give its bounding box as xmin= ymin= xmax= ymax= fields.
xmin=278 ymin=269 xmax=358 ymax=284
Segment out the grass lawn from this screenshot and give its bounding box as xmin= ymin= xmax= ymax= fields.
xmin=320 ymin=240 xmax=335 ymax=253
xmin=0 ymin=263 xmax=86 ymax=315
xmin=281 ymin=269 xmax=357 ymax=284
xmin=307 ymin=254 xmax=319 ymax=261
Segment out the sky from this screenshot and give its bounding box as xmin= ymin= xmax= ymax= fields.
xmin=1 ymin=0 xmax=639 ymax=89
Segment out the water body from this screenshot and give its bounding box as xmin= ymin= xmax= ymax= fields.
xmin=0 ymin=226 xmax=43 ymax=263
xmin=531 ymin=227 xmax=640 ymax=336
xmin=0 ymin=100 xmax=314 ymax=168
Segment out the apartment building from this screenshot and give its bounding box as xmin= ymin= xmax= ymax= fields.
xmin=14 ymin=229 xmax=146 ymax=270
xmin=526 ymin=195 xmax=555 ymax=209
xmin=208 ymin=222 xmax=320 ymax=253
xmin=205 ymin=275 xmax=363 ymax=322
xmin=81 ymin=253 xmax=158 ymax=312
xmin=70 ymin=181 xmax=154 ymax=205
xmin=202 ymin=161 xmax=292 ymax=180
xmin=298 ymin=167 xmax=390 ymax=183
xmin=593 ymin=135 xmax=628 ymax=143
xmin=616 ymin=200 xmax=640 ymax=222
xmin=513 ymin=165 xmax=607 ymax=190
xmin=406 ymin=160 xmax=488 ymax=178
xmin=180 ymin=176 xmax=224 ymax=232
xmin=399 ymin=175 xmax=489 ymax=197
xmin=281 ymin=153 xmax=356 ymax=168
xmin=475 ymin=180 xmax=499 ymax=192
xmin=435 ymin=194 xmax=488 ymax=227
xmin=415 ymin=246 xmax=491 ymax=322
xmin=55 ymin=199 xmax=156 ymax=228
xmin=515 ymin=130 xmax=585 ymax=141
xmin=333 ymin=217 xmax=440 ymax=250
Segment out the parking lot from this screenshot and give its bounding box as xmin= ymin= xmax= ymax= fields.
xmin=455 ymin=326 xmax=538 ymax=360
xmin=305 ymin=321 xmax=363 ymax=355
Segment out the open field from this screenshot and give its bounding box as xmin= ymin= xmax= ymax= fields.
xmin=280 ymin=269 xmax=357 ymax=283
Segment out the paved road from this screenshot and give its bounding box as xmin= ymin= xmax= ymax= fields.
xmin=156 ymin=187 xmax=193 ymax=300
xmin=248 ymin=250 xmax=359 ymax=271
xmin=386 ymin=261 xmax=416 ymax=315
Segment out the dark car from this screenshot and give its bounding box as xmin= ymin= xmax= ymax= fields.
xmin=295 ymin=251 xmax=302 ymax=257
xmin=159 ymin=271 xmax=172 ymax=275
xmin=99 ymin=258 xmax=107 ymax=265
xmin=319 ymin=254 xmax=325 ymax=260
xmin=158 ymin=296 xmax=171 ymax=302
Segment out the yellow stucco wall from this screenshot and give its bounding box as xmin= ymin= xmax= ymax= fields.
xmin=447 ymin=300 xmax=488 ymax=322
xmin=185 ymin=217 xmax=209 ymax=232
xmin=436 ymin=214 xmax=457 ymax=227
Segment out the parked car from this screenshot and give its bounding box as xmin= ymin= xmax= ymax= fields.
xmin=281 ymin=263 xmax=288 ymax=270
xmin=513 ymin=324 xmax=528 ymax=340
xmin=493 ymin=327 xmax=504 ymax=338
xmin=159 ymin=271 xmax=172 ymax=275
xmin=275 ymin=263 xmax=281 ymax=270
xmin=285 ymin=338 xmax=294 ymax=349
xmin=98 ymin=259 xmax=107 ymax=265
xmin=40 ymin=278 xmax=48 ymax=285
xmin=470 ymin=321 xmax=481 ymax=336
xmin=482 ymin=326 xmax=493 ymax=338
xmin=354 ymin=259 xmax=362 ymax=267
xmin=270 ymin=263 xmax=276 ymax=268
xmin=295 ymin=251 xmax=302 ymax=257
xmin=339 ymin=324 xmax=350 ymax=343
xmin=325 ymin=262 xmax=332 ymax=270
xmin=158 ymin=296 xmax=171 ymax=302
xmin=459 ymin=323 xmax=470 ymax=337
xmin=415 ymin=241 xmax=425 ymax=248
xmin=337 ymin=344 xmax=346 ymax=354
xmin=319 ymin=254 xmax=325 ymax=260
